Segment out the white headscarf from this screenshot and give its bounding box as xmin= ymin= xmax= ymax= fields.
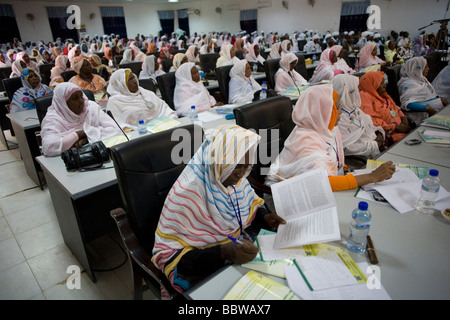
xmin=173 ymin=62 xmax=216 ymax=116
xmin=228 ymin=60 xmax=261 ymax=104
xmin=274 ymin=52 xmax=308 ymax=92
xmin=332 ymin=74 xmax=383 ymax=158
xmin=139 ymin=55 xmax=165 ymax=83
xmin=267 ymin=42 xmax=281 ymax=60
xmin=398 ymin=57 xmax=444 ymax=111
xmin=245 ymin=44 xmax=265 ymax=65
xmin=216 ymin=44 xmax=240 ymax=68
xmin=280 ymin=39 xmax=291 ymax=56
xmin=106 ymin=69 xmax=177 ymax=129
xmin=309 ymin=49 xmax=337 ymax=84
xmin=120 ymin=49 xmax=134 ymax=64
xmin=432 ymin=61 xmax=450 ymax=102
xmin=185 ymin=45 xmax=200 ymax=63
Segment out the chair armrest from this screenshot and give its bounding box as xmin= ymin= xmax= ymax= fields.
xmin=110 ymin=208 xmax=179 ymax=299
xmin=247 ymin=175 xmax=272 ymax=195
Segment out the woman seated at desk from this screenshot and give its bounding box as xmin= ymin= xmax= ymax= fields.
xmin=309 ymin=49 xmax=343 ymax=84
xmin=265 ymin=85 xmax=395 ymax=192
xmin=173 ymin=62 xmax=222 ymax=117
xmin=152 ymin=124 xmax=286 ymax=294
xmin=69 ymin=56 xmax=107 ymax=94
xmin=280 ymin=39 xmax=291 ymax=57
xmin=216 ymin=44 xmax=240 ymax=68
xmin=228 ymin=60 xmax=261 ymax=104
xmin=267 ymin=42 xmax=282 ymax=60
xmin=139 ymin=55 xmax=165 ymax=84
xmin=89 ymin=54 xmax=113 ymax=78
xmin=15 ymin=51 xmax=39 ymax=74
xmin=170 ymin=53 xmax=188 ymax=72
xmin=119 ymin=49 xmax=135 ymax=65
xmin=40 ymin=83 xmax=122 ymax=157
xmin=50 ymin=55 xmax=71 ymax=88
xmin=274 ymin=52 xmax=308 ymax=93
xmin=359 ymin=71 xmax=411 ymax=144
xmin=332 ymin=74 xmax=386 ymax=158
xmin=245 ymin=44 xmax=265 ymax=72
xmin=10 ymin=68 xmax=53 ymax=113
xmin=398 ymin=57 xmax=448 ymax=120
xmin=107 ymin=69 xmax=177 ymax=131
xmin=432 ymin=61 xmax=450 ymax=102
xmin=331 ymin=45 xmax=354 ymax=74
xmin=356 ymin=44 xmax=385 ymax=71
xmin=383 ymin=40 xmax=404 ymax=66
xmin=185 ymin=45 xmax=201 ymax=67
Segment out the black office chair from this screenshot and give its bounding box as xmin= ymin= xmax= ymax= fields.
xmin=2 ymin=77 xmax=22 ymax=104
xmin=98 ymin=66 xmax=110 ymax=82
xmin=215 ymin=65 xmax=233 ymax=104
xmin=385 ymin=64 xmax=402 ymax=107
xmin=119 ymin=62 xmax=143 ymax=76
xmin=109 ymin=124 xmax=203 ymax=300
xmin=156 ymin=72 xmax=176 ymax=110
xmin=147 ymin=51 xmax=160 ymax=59
xmin=139 ymin=78 xmax=156 ymax=93
xmin=114 ymin=55 xmax=123 ymax=66
xmin=95 ymin=52 xmax=105 ymax=59
xmin=425 ymin=52 xmax=442 ymax=83
xmin=0 ymin=67 xmax=12 ymax=80
xmin=38 ymin=63 xmax=55 ymax=86
xmin=233 ymin=96 xmax=295 ymax=198
xmin=61 ymin=70 xmax=77 ymax=82
xmin=298 ymin=40 xmax=307 ymax=52
xmin=199 ymin=53 xmax=220 ymax=79
xmin=294 ymin=53 xmax=309 ymax=80
xmin=35 ymin=94 xmax=53 ymax=124
xmin=101 ymin=57 xmax=109 ymax=66
xmin=234 ymin=50 xmax=244 ymax=60
xmin=82 ymin=89 xmax=95 ymax=102
xmin=162 ymin=58 xmax=173 ymax=73
xmin=263 ymin=58 xmax=280 ymax=90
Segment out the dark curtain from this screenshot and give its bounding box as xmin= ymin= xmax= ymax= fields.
xmin=160 ymin=19 xmax=174 ymax=36
xmin=0 ymin=4 xmax=20 ymax=43
xmin=240 ymin=9 xmax=257 ymax=34
xmin=102 ymin=16 xmax=128 ymax=39
xmin=0 ymin=17 xmax=21 ymax=43
xmin=339 ymin=14 xmax=369 ymax=33
xmin=177 ymin=9 xmax=190 ymax=37
xmin=48 ymin=17 xmax=79 ymax=42
xmin=240 ymin=20 xmax=257 ymax=34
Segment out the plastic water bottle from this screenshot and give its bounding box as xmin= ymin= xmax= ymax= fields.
xmin=253 ymin=62 xmax=258 ymax=73
xmin=138 ymin=120 xmax=147 ymax=135
xmin=190 ymin=105 xmax=198 ymax=123
xmin=347 ymin=201 xmax=371 ymax=253
xmin=260 ymin=88 xmax=267 ymax=99
xmin=416 ymin=169 xmax=440 ymax=214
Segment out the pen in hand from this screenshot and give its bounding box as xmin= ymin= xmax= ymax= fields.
xmin=228 ymin=236 xmax=260 ymax=251
xmin=366 ymin=235 xmax=378 ymax=264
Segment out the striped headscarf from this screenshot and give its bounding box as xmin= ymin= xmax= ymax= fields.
xmin=152 ymin=124 xmax=264 ymax=291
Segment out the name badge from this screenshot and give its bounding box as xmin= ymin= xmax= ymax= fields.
xmin=390 ymin=110 xmax=397 ymax=118
xmin=352 ymin=118 xmax=361 ymax=127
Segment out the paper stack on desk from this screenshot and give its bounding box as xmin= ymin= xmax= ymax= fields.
xmin=421 ymin=114 xmax=450 ymax=130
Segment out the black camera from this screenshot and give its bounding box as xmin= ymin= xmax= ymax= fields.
xmin=61 ymin=141 xmax=110 ymax=171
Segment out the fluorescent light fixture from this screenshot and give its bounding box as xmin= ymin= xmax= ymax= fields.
xmin=169 ymin=0 xmax=179 ymax=2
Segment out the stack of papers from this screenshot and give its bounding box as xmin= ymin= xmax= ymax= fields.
xmin=146 ymin=116 xmax=180 ymax=133
xmin=418 ymin=129 xmax=450 ymax=145
xmin=421 ymin=114 xmax=450 ymax=130
xmin=365 ymin=159 xmax=429 ymax=179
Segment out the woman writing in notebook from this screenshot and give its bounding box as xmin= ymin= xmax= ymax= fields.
xmin=152 ymin=124 xmax=286 ymax=294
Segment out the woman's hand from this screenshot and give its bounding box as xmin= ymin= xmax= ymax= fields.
xmin=369 ymin=161 xmax=395 ymax=183
xmin=375 ymin=131 xmax=385 ymax=150
xmin=441 ymin=97 xmax=448 ymax=106
xmin=425 ymin=106 xmax=437 ymax=116
xmin=221 ymin=240 xmax=259 ymax=265
xmin=263 ymin=212 xmax=286 ymax=230
xmin=73 ymin=130 xmax=88 ymax=148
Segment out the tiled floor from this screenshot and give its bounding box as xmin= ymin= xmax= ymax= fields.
xmin=0 ymin=130 xmax=156 ymax=300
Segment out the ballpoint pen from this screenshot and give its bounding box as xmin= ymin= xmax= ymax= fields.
xmin=366 ymin=235 xmax=379 ymax=264
xmin=227 ymin=235 xmax=245 ymax=245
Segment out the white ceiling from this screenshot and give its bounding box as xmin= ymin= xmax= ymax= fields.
xmin=24 ymin=0 xmax=205 ymax=3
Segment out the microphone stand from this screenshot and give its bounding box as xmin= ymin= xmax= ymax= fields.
xmin=106 ymin=110 xmax=130 ymax=141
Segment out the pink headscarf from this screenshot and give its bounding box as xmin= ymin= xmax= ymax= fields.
xmin=40 ymin=83 xmax=121 ymax=156
xmin=356 ymin=44 xmax=383 ymax=71
xmin=309 ymin=49 xmax=339 ymax=83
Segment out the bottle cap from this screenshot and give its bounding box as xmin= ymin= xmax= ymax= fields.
xmin=358 ymin=201 xmax=368 ymax=211
xmin=139 ymin=120 xmax=144 ymax=124
xmin=429 ymin=169 xmax=439 ymax=177
xmin=191 ymin=105 xmax=195 ymax=109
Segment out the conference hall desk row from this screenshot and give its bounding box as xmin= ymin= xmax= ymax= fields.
xmin=186 ymin=108 xmax=450 ymax=300
xmin=36 ymin=113 xmax=236 ymax=282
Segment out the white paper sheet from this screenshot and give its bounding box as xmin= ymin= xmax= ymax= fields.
xmin=197 ymin=111 xmax=223 ymax=122
xmin=358 ymin=168 xmax=420 ymax=191
xmin=285 ymin=262 xmax=391 ymax=300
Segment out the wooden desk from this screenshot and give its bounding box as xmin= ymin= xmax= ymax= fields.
xmin=7 ymin=109 xmax=45 ymax=189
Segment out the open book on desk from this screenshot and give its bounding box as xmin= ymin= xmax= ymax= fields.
xmin=421 ymin=114 xmax=450 ymax=130
xmin=270 ymin=168 xmax=341 ymax=249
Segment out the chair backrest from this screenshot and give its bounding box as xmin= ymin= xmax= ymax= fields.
xmin=162 ymin=58 xmax=173 ymax=73
xmin=0 ymin=67 xmax=12 ymax=80
xmin=298 ymin=40 xmax=307 ymax=51
xmin=119 ymin=62 xmax=143 ymax=76
xmin=263 ymin=58 xmax=281 ymax=90
xmin=109 ymin=124 xmax=203 ymax=254
xmin=139 ymin=78 xmax=156 ymax=93
xmin=156 ymin=72 xmax=176 ymax=110
xmin=61 ymin=70 xmax=77 ymax=82
xmin=95 ymin=52 xmax=105 ymax=59
xmin=82 ymin=89 xmax=95 ymax=101
xmin=147 ymin=51 xmax=160 ymax=59
xmin=199 ymin=53 xmax=220 ymax=75
xmin=101 ymin=57 xmax=109 ymax=66
xmin=294 ymin=53 xmax=309 ymax=80
xmin=235 ymin=50 xmax=244 ymax=60
xmin=114 ymin=55 xmax=123 ymax=66
xmin=35 ymin=94 xmax=53 ymax=124
xmin=38 ymin=63 xmax=55 ymax=86
xmin=233 ymin=96 xmax=295 ymax=183
xmin=378 ymin=45 xmax=385 ymax=61
xmin=98 ymin=66 xmax=110 ymax=81
xmin=2 ymin=77 xmax=22 ymax=103
xmin=425 ymin=52 xmax=442 ymax=83
xmin=385 ymin=64 xmax=402 ymax=106
xmin=215 ymin=65 xmax=233 ymax=103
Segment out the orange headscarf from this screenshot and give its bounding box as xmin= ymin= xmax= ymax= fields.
xmin=328 ymin=90 xmax=339 ymax=131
